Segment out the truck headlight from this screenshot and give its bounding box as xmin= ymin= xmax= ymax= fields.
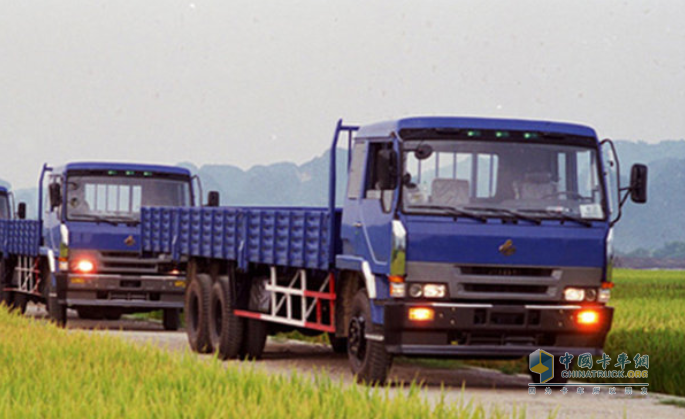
xmin=598 ymin=288 xmax=611 ymax=303
xmin=564 ymin=287 xmax=585 ymax=301
xmin=423 ymin=284 xmax=447 ymax=298
xmin=408 ymin=283 xmax=447 ymax=299
xmin=390 ymin=283 xmax=406 ymax=298
xmin=408 ymin=284 xmax=423 ymax=298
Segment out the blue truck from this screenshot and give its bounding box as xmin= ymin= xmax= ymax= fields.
xmin=0 ymin=162 xmax=199 ymax=329
xmin=141 ymin=116 xmax=647 ymax=384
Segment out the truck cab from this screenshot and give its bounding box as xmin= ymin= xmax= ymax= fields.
xmin=42 ymin=162 xmax=195 ymax=327
xmin=337 ymin=117 xmax=646 ymax=382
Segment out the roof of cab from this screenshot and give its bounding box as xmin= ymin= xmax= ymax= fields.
xmin=355 ymin=116 xmax=597 ymax=139
xmin=61 ymin=162 xmax=191 ymax=176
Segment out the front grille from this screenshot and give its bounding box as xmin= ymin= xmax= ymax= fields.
xmin=460 ymin=266 xmax=553 ymax=277
xmin=99 ymin=251 xmax=159 ymax=274
xmin=463 ymin=283 xmax=548 ymax=294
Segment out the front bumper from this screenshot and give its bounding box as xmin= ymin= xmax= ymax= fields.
xmin=384 ymin=302 xmax=613 ymax=358
xmin=59 ymin=273 xmax=186 ymax=309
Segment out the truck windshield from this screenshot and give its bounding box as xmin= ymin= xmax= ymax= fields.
xmin=402 ymin=139 xmax=606 ymax=221
xmin=65 ymin=175 xmax=190 ymax=222
xmin=0 ymin=194 xmax=9 ymax=219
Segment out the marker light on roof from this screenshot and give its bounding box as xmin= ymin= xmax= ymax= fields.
xmin=466 ymin=130 xmax=481 ymax=137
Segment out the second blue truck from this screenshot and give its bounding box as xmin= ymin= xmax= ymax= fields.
xmin=0 ymin=162 xmax=198 ymax=328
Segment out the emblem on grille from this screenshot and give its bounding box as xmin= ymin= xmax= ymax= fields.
xmin=124 ymin=235 xmax=136 ymax=247
xmin=498 ymin=239 xmax=516 ymax=256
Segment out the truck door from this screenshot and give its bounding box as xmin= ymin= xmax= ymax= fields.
xmin=344 ymin=140 xmax=398 ymax=274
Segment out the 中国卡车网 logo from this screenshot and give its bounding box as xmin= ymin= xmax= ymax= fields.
xmin=529 ymin=349 xmax=554 ymax=383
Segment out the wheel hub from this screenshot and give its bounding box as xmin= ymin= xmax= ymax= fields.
xmin=348 ymin=316 xmax=366 ymax=360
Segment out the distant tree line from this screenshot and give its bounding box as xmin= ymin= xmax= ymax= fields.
xmin=620 ymin=241 xmax=685 ymax=260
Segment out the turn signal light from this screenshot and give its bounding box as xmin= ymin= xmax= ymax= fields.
xmin=74 ymin=259 xmax=95 ymax=273
xmin=577 ymin=310 xmax=599 ymax=325
xmin=408 ymin=307 xmax=434 ymax=322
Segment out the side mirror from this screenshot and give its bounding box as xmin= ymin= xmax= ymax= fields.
xmin=376 ymin=149 xmax=399 ymax=190
xmin=17 ymin=202 xmax=26 ymax=220
xmin=49 ymin=183 xmax=62 ymax=209
xmin=629 ymin=164 xmax=648 ymax=204
xmin=206 ymin=191 xmax=220 ymax=207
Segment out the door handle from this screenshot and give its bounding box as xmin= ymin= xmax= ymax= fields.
xmin=354 ymin=222 xmax=362 ymax=228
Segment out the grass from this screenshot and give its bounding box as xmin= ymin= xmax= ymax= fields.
xmin=0 ymin=309 xmax=526 ymax=419
xmin=659 ymin=398 xmax=685 ymax=409
xmin=583 ymin=269 xmax=685 ymax=395
xmin=396 ymin=269 xmax=685 ymax=396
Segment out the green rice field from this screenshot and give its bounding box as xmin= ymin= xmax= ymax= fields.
xmin=0 ymin=308 xmax=523 ymax=419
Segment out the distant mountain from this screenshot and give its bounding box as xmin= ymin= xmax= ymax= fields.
xmin=2 ymin=140 xmax=683 ymax=254
xmin=180 ymin=149 xmax=350 ymax=207
xmin=612 ymin=139 xmax=685 ymax=252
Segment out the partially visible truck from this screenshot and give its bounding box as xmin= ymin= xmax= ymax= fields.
xmin=141 ymin=116 xmax=646 ymax=384
xmin=1 ymin=162 xmax=199 ymax=328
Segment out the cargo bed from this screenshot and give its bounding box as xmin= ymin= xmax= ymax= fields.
xmin=141 ymin=207 xmax=342 ymax=271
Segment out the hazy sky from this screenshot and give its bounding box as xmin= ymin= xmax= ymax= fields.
xmin=1 ymin=0 xmax=683 ymax=189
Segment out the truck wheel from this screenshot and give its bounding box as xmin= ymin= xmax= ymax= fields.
xmin=328 ymin=332 xmax=348 ymax=354
xmin=10 ymin=292 xmax=28 ymax=314
xmin=347 ymin=289 xmax=393 ymax=385
xmin=48 ymin=295 xmax=67 ymax=327
xmin=163 ymin=309 xmax=180 ymax=331
xmin=185 ymin=273 xmax=213 ymax=353
xmin=103 ymin=309 xmax=122 ymax=321
xmin=209 ymin=275 xmax=244 ymax=360
xmin=77 ymin=308 xmax=104 ymax=320
xmin=0 ymin=259 xmax=14 ymax=308
xmin=241 ymin=319 xmax=268 ymax=360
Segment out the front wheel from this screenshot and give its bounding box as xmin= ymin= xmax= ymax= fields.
xmin=347 ymin=289 xmax=393 ymax=385
xmin=48 ymin=296 xmax=67 ymax=327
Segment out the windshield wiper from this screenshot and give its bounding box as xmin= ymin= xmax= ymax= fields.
xmin=518 ymin=209 xmax=593 ymax=227
xmin=406 ymin=205 xmax=487 ymax=223
xmin=464 ymin=206 xmax=542 ymax=225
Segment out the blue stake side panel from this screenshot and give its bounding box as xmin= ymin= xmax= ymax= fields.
xmin=141 ymin=207 xmax=341 ymax=271
xmin=0 ymin=220 xmax=42 ymax=257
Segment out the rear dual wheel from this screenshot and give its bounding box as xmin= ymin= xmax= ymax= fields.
xmin=185 ymin=273 xmax=214 ymax=353
xmin=208 ymin=275 xmax=244 ymax=359
xmin=208 ymin=274 xmax=268 ymax=360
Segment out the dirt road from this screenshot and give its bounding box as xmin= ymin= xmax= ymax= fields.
xmin=29 ymin=305 xmax=685 ymax=418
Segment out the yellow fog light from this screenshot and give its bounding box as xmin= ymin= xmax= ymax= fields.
xmin=408 ymin=307 xmax=434 ymax=322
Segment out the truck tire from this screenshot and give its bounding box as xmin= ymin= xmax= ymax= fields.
xmin=103 ymin=309 xmax=122 ymax=321
xmin=48 ymin=295 xmax=67 ymax=327
xmin=163 ymin=309 xmax=181 ymax=331
xmin=10 ymin=292 xmax=28 ymax=314
xmin=347 ymin=289 xmax=393 ymax=385
xmin=241 ymin=318 xmax=268 ymax=360
xmin=328 ymin=332 xmax=348 ymax=354
xmin=185 ymin=273 xmax=213 ymax=353
xmin=0 ymin=259 xmax=14 ymax=308
xmin=77 ymin=307 xmax=104 ymax=320
xmin=208 ymin=275 xmax=244 ymax=360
